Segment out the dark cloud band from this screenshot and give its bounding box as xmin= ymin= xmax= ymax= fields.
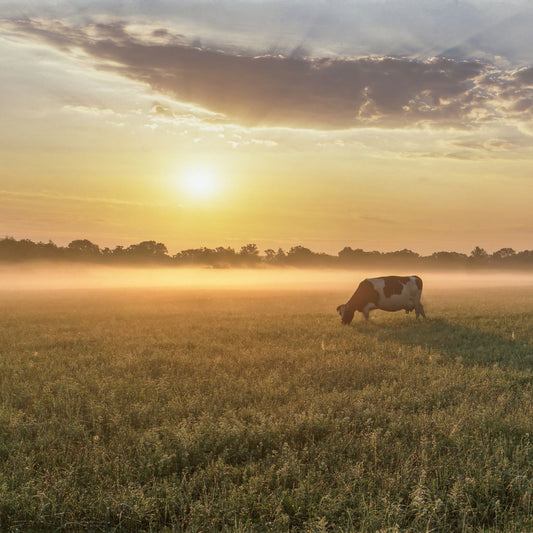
xmin=8 ymin=19 xmax=533 ymax=130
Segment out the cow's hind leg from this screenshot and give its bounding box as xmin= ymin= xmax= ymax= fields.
xmin=415 ymin=303 xmax=426 ymax=319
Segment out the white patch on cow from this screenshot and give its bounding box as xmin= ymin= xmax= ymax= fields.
xmin=362 ymin=302 xmax=377 ymax=315
xmin=369 ymin=276 xmax=420 ymax=312
xmin=337 ymin=304 xmax=346 ymax=319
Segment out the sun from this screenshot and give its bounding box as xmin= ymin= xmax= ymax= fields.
xmin=180 ymin=165 xmax=218 ymax=200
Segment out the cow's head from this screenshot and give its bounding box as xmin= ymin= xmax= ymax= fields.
xmin=336 ymin=304 xmax=355 ymax=325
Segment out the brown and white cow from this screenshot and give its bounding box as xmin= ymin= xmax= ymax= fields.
xmin=337 ymin=275 xmax=426 ymax=324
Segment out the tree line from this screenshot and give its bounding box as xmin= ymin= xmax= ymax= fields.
xmin=0 ymin=237 xmax=532 ymax=269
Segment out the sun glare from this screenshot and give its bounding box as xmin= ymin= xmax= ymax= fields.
xmin=181 ymin=166 xmax=218 ymax=200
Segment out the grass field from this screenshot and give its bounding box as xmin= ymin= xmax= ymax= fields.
xmin=1 ymin=271 xmax=533 ymax=531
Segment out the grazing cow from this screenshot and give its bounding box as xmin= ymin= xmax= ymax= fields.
xmin=337 ymin=275 xmax=426 ymax=324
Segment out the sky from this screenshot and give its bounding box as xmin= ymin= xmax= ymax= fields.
xmin=1 ymin=0 xmax=533 ymax=256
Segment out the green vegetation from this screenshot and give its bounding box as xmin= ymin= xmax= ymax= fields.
xmin=1 ymin=286 xmax=533 ymax=531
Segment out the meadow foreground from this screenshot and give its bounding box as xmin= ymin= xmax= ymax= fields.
xmin=1 ymin=281 xmax=533 ymax=531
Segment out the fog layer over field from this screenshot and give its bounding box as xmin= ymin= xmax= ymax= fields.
xmin=2 ymin=263 xmax=533 ymax=293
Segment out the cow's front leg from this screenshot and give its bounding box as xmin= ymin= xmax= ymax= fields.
xmin=415 ymin=303 xmax=426 ymax=319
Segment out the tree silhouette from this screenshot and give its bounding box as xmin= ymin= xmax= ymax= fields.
xmin=492 ymin=248 xmax=516 ymax=261
xmin=125 ymin=241 xmax=169 ymax=262
xmin=470 ymin=246 xmax=489 ymax=264
xmin=275 ymin=248 xmax=286 ymax=264
xmin=239 ymin=243 xmax=260 ymax=266
xmin=286 ymin=246 xmax=317 ymax=266
xmin=68 ymin=239 xmax=101 ymax=259
xmin=429 ymin=251 xmax=468 ymax=268
xmin=3 ymin=236 xmax=533 ymax=270
xmin=264 ymin=249 xmax=276 ymax=264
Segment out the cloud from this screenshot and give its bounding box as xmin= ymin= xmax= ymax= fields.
xmin=7 ymin=1 xmax=533 ymax=64
xmin=6 ymin=18 xmax=533 ymax=130
xmin=438 ymin=10 xmax=533 ymax=67
xmin=151 ymin=102 xmax=176 ymax=119
xmin=0 ymin=189 xmax=152 ymax=207
xmin=515 ymin=67 xmax=533 ymax=86
xmin=451 ymin=138 xmax=516 ymax=154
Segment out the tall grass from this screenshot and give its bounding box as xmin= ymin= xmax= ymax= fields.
xmin=1 ymin=286 xmax=532 ymax=531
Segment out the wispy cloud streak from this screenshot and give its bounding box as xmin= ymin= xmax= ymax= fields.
xmin=1 ymin=189 xmax=155 ymax=208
